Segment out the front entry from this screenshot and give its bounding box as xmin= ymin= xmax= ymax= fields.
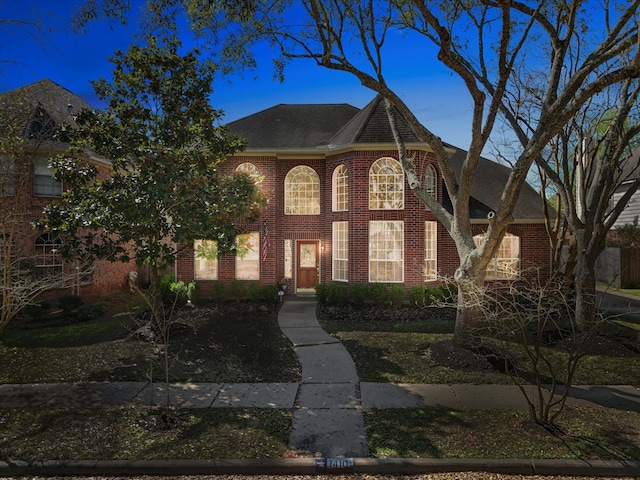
xmin=296 ymin=240 xmax=320 ymax=292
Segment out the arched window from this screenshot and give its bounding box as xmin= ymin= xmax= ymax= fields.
xmin=369 ymin=157 xmax=403 ymax=210
xmin=332 ymin=164 xmax=348 ymax=212
xmin=473 ymin=232 xmax=521 ymax=279
xmin=285 ymin=165 xmax=320 ymax=215
xmin=34 ymin=233 xmax=63 ymax=277
xmin=235 ymin=162 xmax=263 ymax=185
xmin=424 ymin=164 xmax=437 ymax=199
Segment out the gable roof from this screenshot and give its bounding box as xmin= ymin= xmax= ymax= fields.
xmin=228 ymin=95 xmax=547 ymax=221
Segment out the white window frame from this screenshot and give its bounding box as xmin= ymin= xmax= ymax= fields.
xmin=473 ymin=232 xmax=521 ymax=279
xmin=285 ymin=165 xmax=320 ymax=215
xmin=332 ymin=221 xmax=349 ymax=281
xmin=425 ymin=164 xmax=437 ymax=199
xmin=194 ymin=239 xmax=218 ymax=280
xmin=284 ymin=239 xmax=293 ymax=278
xmin=332 ymin=164 xmax=348 ymax=212
xmin=34 ymin=157 xmax=62 ymax=197
xmin=236 ymin=162 xmax=263 ymax=185
xmin=369 ymin=220 xmax=404 ymax=283
xmin=369 ymin=157 xmax=404 ymax=210
xmin=425 ymin=221 xmax=437 ymax=281
xmin=235 ymin=231 xmax=260 ymax=280
xmin=34 ymin=233 xmax=63 ymax=277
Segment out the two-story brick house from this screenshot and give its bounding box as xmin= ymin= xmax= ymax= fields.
xmin=1 ymin=79 xmax=135 ymax=298
xmin=176 ymin=95 xmax=550 ymax=295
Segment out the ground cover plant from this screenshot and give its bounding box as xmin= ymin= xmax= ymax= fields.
xmin=0 ymin=292 xmax=300 ymax=384
xmin=317 ymin=303 xmax=640 ymax=386
xmin=1 ymin=291 xmax=640 ymax=461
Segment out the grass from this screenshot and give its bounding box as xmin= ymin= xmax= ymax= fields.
xmin=1 ymin=293 xmax=640 ymax=460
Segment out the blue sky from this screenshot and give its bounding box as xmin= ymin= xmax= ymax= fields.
xmin=1 ymin=0 xmax=474 ymax=149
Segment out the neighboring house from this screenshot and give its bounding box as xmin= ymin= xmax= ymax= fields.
xmin=176 ymin=95 xmax=550 ymax=295
xmin=0 ymin=79 xmax=134 ymax=298
xmin=610 ymin=146 xmax=640 ymax=231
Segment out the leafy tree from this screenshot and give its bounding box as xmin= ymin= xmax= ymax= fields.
xmin=37 ymin=34 xmax=263 ymax=314
xmin=74 ymin=1 xmax=640 ymax=348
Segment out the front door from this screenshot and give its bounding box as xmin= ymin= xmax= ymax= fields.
xmin=297 ymin=240 xmax=320 ymax=291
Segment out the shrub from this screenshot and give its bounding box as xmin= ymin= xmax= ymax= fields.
xmin=209 ymin=281 xmax=226 ymax=302
xmin=75 ymin=304 xmax=106 ymax=321
xmin=326 ymin=282 xmax=347 ymax=304
xmin=57 ymin=294 xmax=83 ymax=313
xmin=350 ymin=283 xmax=368 ymax=304
xmin=315 ymin=283 xmax=328 ymax=303
xmin=388 ymin=285 xmax=405 ymax=305
xmin=159 ymin=274 xmax=176 ymax=302
xmin=230 ymin=279 xmax=246 ymax=300
xmin=261 ymin=284 xmax=279 ymax=301
xmin=247 ymin=282 xmax=262 ymax=301
xmin=369 ymin=283 xmax=388 ymax=305
xmin=409 ymin=285 xmax=427 ymax=307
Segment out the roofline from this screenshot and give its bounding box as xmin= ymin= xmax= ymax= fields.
xmin=238 ymin=142 xmax=456 ymax=157
xmin=470 ymin=218 xmax=550 ymax=224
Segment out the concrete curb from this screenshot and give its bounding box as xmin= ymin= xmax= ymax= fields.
xmin=1 ymin=458 xmax=639 ymax=477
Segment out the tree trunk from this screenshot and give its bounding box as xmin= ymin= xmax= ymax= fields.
xmin=453 ymin=265 xmax=486 ymax=348
xmin=573 ymin=231 xmax=598 ymax=330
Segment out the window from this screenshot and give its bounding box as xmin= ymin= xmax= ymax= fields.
xmin=425 ymin=164 xmax=437 ymax=199
xmin=425 ymin=221 xmax=437 ymax=281
xmin=236 ymin=231 xmax=260 ymax=280
xmin=285 ymin=165 xmax=320 ymax=215
xmin=34 ymin=157 xmax=62 ymax=197
xmin=236 ymin=162 xmax=263 ymax=185
xmin=34 ymin=233 xmax=63 ymax=277
xmin=369 ymin=221 xmax=403 ymax=282
xmin=194 ymin=239 xmax=218 ymax=280
xmin=473 ymin=232 xmax=521 ymax=279
xmin=1 ymin=157 xmax=15 ymax=196
xmin=332 ymin=221 xmax=348 ymax=281
xmin=332 ymin=165 xmax=348 ymax=211
xmin=369 ymin=157 xmax=403 ymax=210
xmin=284 ymin=239 xmax=293 ymax=278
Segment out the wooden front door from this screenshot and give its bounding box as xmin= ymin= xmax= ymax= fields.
xmin=297 ymin=240 xmax=320 ymax=290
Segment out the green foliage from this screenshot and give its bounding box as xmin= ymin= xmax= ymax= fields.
xmin=75 ymin=304 xmax=107 ymax=321
xmin=409 ymin=285 xmax=458 ymax=307
xmin=315 ymin=283 xmax=328 ymax=303
xmin=57 ymin=295 xmax=83 ymax=313
xmin=247 ymin=282 xmax=261 ymax=301
xmin=326 ymin=282 xmax=347 ymax=304
xmin=160 ymin=274 xmax=176 ymax=301
xmin=388 ymin=285 xmax=405 ymax=306
xmin=369 ymin=283 xmax=388 ymax=305
xmin=36 ymin=34 xmax=263 ymax=277
xmin=159 ymin=274 xmax=197 ymax=304
xmin=209 ymin=281 xmax=226 ymax=302
xmin=613 ymin=216 xmax=640 ymax=247
xmin=230 ymin=280 xmax=246 ymax=300
xmin=350 ymin=283 xmax=368 ymax=304
xmin=261 ymin=284 xmax=278 ymax=301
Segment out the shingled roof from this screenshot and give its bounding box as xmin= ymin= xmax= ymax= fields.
xmin=228 ymin=95 xmax=547 ymax=221
xmin=0 ymin=78 xmax=93 ymax=151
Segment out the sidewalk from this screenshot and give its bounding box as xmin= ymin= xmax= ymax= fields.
xmin=1 ymin=297 xmax=639 ymax=457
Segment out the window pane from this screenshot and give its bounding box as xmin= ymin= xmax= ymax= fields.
xmin=332 ymin=165 xmax=348 ymax=212
xmin=34 ymin=158 xmax=62 ymax=197
xmin=473 ymin=233 xmax=520 ymax=279
xmin=194 ymin=239 xmax=218 ymax=280
xmin=369 ymin=158 xmax=403 ymax=210
xmin=285 ymin=165 xmax=320 ymax=215
xmin=332 ymin=221 xmax=348 ymax=281
xmin=34 ymin=233 xmax=63 ymax=277
xmin=284 ymin=239 xmax=292 ymax=278
xmin=236 ymin=162 xmax=263 ymax=185
xmin=236 ymin=232 xmax=260 ymax=280
xmin=369 ymin=221 xmax=403 ymax=282
xmin=425 ymin=221 xmax=437 ymax=281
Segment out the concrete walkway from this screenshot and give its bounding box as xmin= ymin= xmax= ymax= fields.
xmin=1 ymin=297 xmax=640 ymax=459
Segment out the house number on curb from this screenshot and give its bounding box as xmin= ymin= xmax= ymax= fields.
xmin=315 ymin=457 xmax=354 ymax=473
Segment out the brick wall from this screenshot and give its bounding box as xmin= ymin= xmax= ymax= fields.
xmin=177 ymin=150 xmax=551 ymax=294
